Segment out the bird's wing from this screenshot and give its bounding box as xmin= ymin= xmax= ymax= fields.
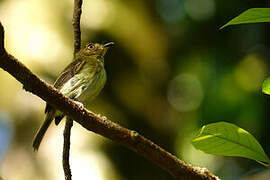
xmin=54 ymin=59 xmax=86 ymax=89
xmin=45 ymin=59 xmax=86 ymax=114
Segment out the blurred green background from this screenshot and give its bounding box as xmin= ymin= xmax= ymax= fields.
xmin=0 ymin=0 xmax=270 ymax=179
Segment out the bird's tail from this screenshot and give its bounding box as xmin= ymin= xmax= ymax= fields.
xmin=33 ymin=111 xmax=55 ymax=151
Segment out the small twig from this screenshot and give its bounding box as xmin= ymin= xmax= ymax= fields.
xmin=63 ymin=0 xmax=83 ymax=179
xmin=0 ymin=23 xmax=219 ymax=180
xmin=63 ymin=118 xmax=73 ymax=180
xmin=72 ymin=0 xmax=82 ymax=55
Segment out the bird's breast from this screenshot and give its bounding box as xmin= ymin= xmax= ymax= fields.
xmin=77 ymin=65 xmax=107 ymax=102
xmin=59 ymin=62 xmax=106 ymax=103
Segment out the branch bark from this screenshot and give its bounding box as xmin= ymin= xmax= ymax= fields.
xmin=63 ymin=118 xmax=73 ymax=180
xmin=72 ymin=0 xmax=82 ymax=55
xmin=62 ymin=1 xmax=83 ymax=179
xmin=0 ymin=23 xmax=219 ymax=180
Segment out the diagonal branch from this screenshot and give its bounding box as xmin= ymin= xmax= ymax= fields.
xmin=0 ymin=23 xmax=219 ymax=180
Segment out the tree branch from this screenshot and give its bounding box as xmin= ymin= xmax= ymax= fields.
xmin=62 ymin=1 xmax=83 ymax=179
xmin=63 ymin=118 xmax=73 ymax=180
xmin=72 ymin=0 xmax=82 ymax=55
xmin=0 ymin=23 xmax=219 ymax=180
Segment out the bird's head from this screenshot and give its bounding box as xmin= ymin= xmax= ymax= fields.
xmin=79 ymin=42 xmax=114 ymax=59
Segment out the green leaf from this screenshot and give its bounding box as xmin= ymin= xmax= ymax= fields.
xmin=262 ymin=77 xmax=270 ymax=95
xmin=220 ymin=8 xmax=270 ymax=29
xmin=192 ymin=122 xmax=270 ymax=166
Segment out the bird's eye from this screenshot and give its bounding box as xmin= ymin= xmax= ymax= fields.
xmin=87 ymin=44 xmax=94 ymax=49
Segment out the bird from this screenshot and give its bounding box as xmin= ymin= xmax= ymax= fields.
xmin=32 ymin=42 xmax=114 ymax=151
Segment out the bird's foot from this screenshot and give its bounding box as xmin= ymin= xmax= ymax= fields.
xmin=74 ymin=101 xmax=84 ymax=109
xmin=97 ymin=114 xmax=107 ymax=120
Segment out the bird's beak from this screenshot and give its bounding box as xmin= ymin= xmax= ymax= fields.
xmin=103 ymin=42 xmax=114 ymax=48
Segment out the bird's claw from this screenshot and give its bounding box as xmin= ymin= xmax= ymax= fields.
xmin=74 ymin=101 xmax=84 ymax=108
xmin=97 ymin=114 xmax=107 ymax=120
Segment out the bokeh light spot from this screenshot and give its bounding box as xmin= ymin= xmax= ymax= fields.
xmin=0 ymin=0 xmax=68 ymax=63
xmin=234 ymin=54 xmax=266 ymax=92
xmin=82 ymin=0 xmax=112 ymax=29
xmin=185 ymin=0 xmax=215 ymax=21
xmin=156 ymin=0 xmax=185 ymax=23
xmin=0 ymin=112 xmax=12 ymax=162
xmin=167 ymin=74 xmax=204 ymax=112
xmin=24 ymin=27 xmax=64 ymax=62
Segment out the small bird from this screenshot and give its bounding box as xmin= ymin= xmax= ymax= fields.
xmin=33 ymin=42 xmax=114 ymax=151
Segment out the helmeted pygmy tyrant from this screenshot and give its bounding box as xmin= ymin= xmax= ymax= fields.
xmin=33 ymin=42 xmax=114 ymax=151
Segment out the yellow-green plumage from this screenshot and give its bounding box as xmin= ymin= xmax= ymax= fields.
xmin=33 ymin=42 xmax=113 ymax=151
